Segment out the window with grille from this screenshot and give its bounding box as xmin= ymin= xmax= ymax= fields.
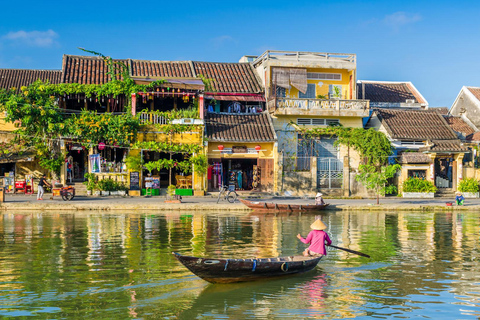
xmin=297 ymin=118 xmax=340 ymax=126
xmin=307 ymin=72 xmax=342 ymax=81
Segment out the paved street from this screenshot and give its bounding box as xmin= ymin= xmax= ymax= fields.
xmin=2 ymin=193 xmax=480 ymax=212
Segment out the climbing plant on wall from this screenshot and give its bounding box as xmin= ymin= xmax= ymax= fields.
xmin=293 ymin=124 xmax=393 ymax=167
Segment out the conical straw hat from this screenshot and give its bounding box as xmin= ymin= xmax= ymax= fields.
xmin=310 ymin=219 xmax=327 ymax=230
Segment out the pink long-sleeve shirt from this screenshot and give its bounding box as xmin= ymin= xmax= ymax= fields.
xmin=299 ymin=230 xmax=332 ymax=255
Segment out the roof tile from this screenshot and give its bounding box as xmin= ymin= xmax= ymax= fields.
xmin=205 ymin=112 xmax=276 ymax=142
xmin=0 ymin=69 xmax=62 ymax=92
xmin=375 ymin=109 xmax=457 ymax=140
xmin=358 ymin=81 xmax=426 ymax=104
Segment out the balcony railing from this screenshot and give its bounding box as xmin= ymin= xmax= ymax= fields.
xmin=139 ymin=111 xmax=203 ymax=125
xmin=267 ymin=98 xmax=369 ymax=114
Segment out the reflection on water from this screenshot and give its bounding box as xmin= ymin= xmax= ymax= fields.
xmin=0 ymin=211 xmax=479 ymax=319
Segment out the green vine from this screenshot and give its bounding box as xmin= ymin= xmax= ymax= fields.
xmin=292 ymin=123 xmax=392 ymax=166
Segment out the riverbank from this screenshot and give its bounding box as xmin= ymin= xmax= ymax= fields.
xmin=1 ymin=194 xmax=479 ymax=212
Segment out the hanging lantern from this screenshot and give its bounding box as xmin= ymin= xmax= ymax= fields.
xmin=218 ymin=145 xmax=224 ymax=151
xmin=255 ymin=145 xmax=261 ymax=151
xmin=98 ymin=142 xmax=106 ymax=151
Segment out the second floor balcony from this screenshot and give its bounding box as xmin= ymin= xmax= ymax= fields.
xmin=267 ymin=98 xmax=370 ymax=117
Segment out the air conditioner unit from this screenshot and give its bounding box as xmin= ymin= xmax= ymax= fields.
xmin=406 ymin=99 xmax=415 ymax=104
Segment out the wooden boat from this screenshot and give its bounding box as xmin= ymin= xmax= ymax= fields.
xmin=173 ymin=252 xmax=323 ymax=284
xmin=239 ymin=198 xmax=329 ymax=211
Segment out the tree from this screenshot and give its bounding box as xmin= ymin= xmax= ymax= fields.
xmin=355 ymin=164 xmax=401 ymax=204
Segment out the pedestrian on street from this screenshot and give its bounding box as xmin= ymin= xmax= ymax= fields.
xmin=297 ymin=218 xmax=332 ymax=257
xmin=37 ymin=175 xmax=51 ymax=200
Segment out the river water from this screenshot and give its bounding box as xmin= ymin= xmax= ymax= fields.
xmin=0 ymin=211 xmax=479 ymax=319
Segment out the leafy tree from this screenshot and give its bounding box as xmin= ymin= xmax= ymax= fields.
xmin=355 ymin=164 xmax=401 ymax=204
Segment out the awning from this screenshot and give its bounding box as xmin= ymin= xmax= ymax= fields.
xmin=132 ymin=77 xmax=205 ymax=90
xmin=272 ymin=67 xmax=307 ymax=93
xmin=0 ymin=152 xmax=35 ymax=164
xmin=205 ymin=93 xmax=265 ymax=102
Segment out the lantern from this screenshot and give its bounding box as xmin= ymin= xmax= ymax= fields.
xmin=255 ymin=145 xmax=261 ymax=151
xmin=218 ymin=145 xmax=224 ymax=151
xmin=98 ymin=142 xmax=106 ymax=151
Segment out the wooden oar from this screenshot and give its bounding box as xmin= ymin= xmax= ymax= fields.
xmin=328 ymin=244 xmax=371 ymax=258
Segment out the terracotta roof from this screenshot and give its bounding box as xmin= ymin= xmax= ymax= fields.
xmin=130 ymin=60 xmax=194 ymax=78
xmin=468 ymin=131 xmax=480 ymax=142
xmin=420 ymin=139 xmax=467 ymax=152
xmin=434 ymin=107 xmax=449 ymax=115
xmin=192 ymin=62 xmax=263 ymax=93
xmin=205 ymin=112 xmax=276 ymax=142
xmin=0 ymin=69 xmax=62 ymax=92
xmin=62 ymin=55 xmax=128 ymax=84
xmin=374 ymin=109 xmax=458 ymax=140
xmin=358 ymin=81 xmax=426 ymax=104
xmin=444 ymin=116 xmax=475 ymax=137
xmin=398 ymin=152 xmax=432 ymax=164
xmin=467 ymin=87 xmax=480 ymax=101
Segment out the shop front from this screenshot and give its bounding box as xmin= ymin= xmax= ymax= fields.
xmin=207 ymin=143 xmax=276 ymax=193
xmin=205 ymin=112 xmax=277 ymax=194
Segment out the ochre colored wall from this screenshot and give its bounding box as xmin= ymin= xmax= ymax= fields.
xmin=286 ymin=68 xmax=354 ymax=99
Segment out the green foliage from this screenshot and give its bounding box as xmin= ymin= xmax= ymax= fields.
xmin=167 ymin=184 xmax=176 ymax=198
xmin=191 ymin=154 xmax=208 ymax=175
xmin=125 ymin=153 xmax=144 ymax=172
xmin=296 ymin=125 xmax=392 ymax=166
xmin=83 ymin=173 xmax=98 ymax=191
xmin=39 ymin=156 xmax=64 ymax=176
xmin=402 ymin=178 xmax=437 ymax=193
xmin=67 ymin=110 xmax=139 ymax=147
xmin=97 ymin=178 xmax=116 ymax=192
xmin=458 ymin=178 xmax=479 ymax=193
xmin=132 ymin=141 xmax=203 ymax=154
xmin=356 ymin=164 xmax=401 ymax=204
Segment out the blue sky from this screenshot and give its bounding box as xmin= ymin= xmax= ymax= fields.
xmin=1 ymin=0 xmax=479 ymax=107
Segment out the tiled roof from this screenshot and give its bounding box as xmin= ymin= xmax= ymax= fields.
xmin=205 ymin=112 xmax=276 ymax=142
xmin=398 ymin=152 xmax=432 ymax=164
xmin=358 ymin=81 xmax=426 ymax=104
xmin=0 ymin=69 xmax=62 ymax=92
xmin=130 ymin=60 xmax=194 ymax=78
xmin=62 ymin=55 xmax=128 ymax=84
xmin=467 ymin=87 xmax=480 ymax=101
xmin=434 ymin=107 xmax=449 ymax=115
xmin=192 ymin=62 xmax=263 ymax=93
xmin=375 ymin=109 xmax=458 ymax=140
xmin=468 ymin=131 xmax=480 ymax=142
xmin=420 ymin=139 xmax=467 ymax=152
xmin=444 ymin=116 xmax=475 ymax=137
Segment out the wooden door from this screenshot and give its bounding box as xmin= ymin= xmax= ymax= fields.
xmin=259 ymin=159 xmax=274 ymax=192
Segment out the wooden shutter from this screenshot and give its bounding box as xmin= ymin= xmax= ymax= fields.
xmin=259 ymin=159 xmax=274 ymax=192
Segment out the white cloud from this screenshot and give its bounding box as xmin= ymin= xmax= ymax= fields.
xmin=2 ymin=29 xmax=59 ymax=47
xmin=383 ymin=12 xmax=422 ymax=30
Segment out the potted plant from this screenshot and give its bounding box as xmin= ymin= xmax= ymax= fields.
xmin=458 ymin=178 xmax=479 ymax=198
xmin=402 ymin=178 xmax=437 ymax=198
xmin=97 ymin=178 xmax=115 ymax=196
xmin=117 ymin=182 xmax=129 ymax=197
xmin=165 ymin=184 xmax=181 ymax=203
xmin=83 ymin=173 xmax=97 ymax=196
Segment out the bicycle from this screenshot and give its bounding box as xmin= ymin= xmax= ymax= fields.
xmin=217 ymin=185 xmax=238 ymax=203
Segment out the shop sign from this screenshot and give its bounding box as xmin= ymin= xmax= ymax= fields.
xmin=232 ymin=146 xmax=247 ymax=153
xmin=71 ymin=144 xmax=83 ymax=151
xmin=130 ymin=172 xmax=140 ymax=190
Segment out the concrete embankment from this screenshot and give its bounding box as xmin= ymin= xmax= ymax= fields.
xmin=1 ymin=194 xmax=480 ymax=212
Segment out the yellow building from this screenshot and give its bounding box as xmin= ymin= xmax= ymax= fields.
xmin=248 ymin=51 xmax=370 ymax=196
